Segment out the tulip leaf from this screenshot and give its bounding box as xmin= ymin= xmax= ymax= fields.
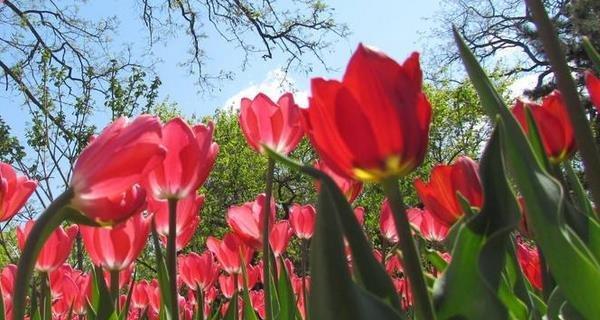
xmin=583 ymin=37 xmax=600 ymax=72
xmin=93 ymin=266 xmax=116 ymax=320
xmin=454 ymin=27 xmax=600 ymax=318
xmin=276 ymin=257 xmax=298 ymax=320
xmin=223 ymin=292 xmax=238 ymax=320
xmin=433 ymin=128 xmax=528 ymax=319
xmin=150 ymin=223 xmax=173 ymax=318
xmin=264 ymin=146 xmax=401 ymax=312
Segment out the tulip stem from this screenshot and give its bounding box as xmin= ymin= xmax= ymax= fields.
xmin=301 ymin=239 xmax=309 ymax=320
xmin=13 ymin=188 xmax=74 ymax=320
xmin=195 ymin=286 xmax=205 ymax=320
xmin=40 ymin=272 xmax=50 ymax=320
xmin=167 ymin=198 xmax=179 ymax=320
xmin=110 ymin=270 xmax=120 ymax=310
xmin=382 ymin=179 xmax=435 ymax=320
xmin=525 ymin=0 xmax=600 ymax=210
xmin=262 ymin=158 xmax=275 ymax=320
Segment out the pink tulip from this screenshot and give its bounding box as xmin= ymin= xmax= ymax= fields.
xmin=178 ymin=251 xmax=219 ymax=291
xmin=289 ymin=204 xmax=316 ymax=239
xmin=418 ymin=208 xmax=449 ymax=242
xmin=146 ymin=118 xmax=218 ymax=199
xmin=314 ymin=160 xmax=363 ymax=203
xmin=80 ymin=211 xmax=151 ymax=271
xmin=17 ymin=220 xmax=78 ymax=272
xmin=239 ymin=92 xmax=304 ymax=155
xmin=379 ymin=199 xmax=398 ymax=243
xmin=207 ymin=233 xmax=254 ymax=275
xmin=269 ymin=220 xmax=293 ymax=257
xmin=0 ymin=162 xmax=37 ymax=222
xmin=49 ymin=265 xmax=90 ymax=316
xmin=354 ymin=207 xmax=365 ymax=226
xmin=226 ymin=193 xmax=276 ymax=249
xmin=131 ymin=280 xmax=151 ymax=310
xmin=149 ymin=194 xmax=203 ymax=251
xmin=250 ymin=290 xmax=266 ymax=319
xmin=1 ymin=264 xmax=16 ymax=315
xmin=70 ymin=115 xmax=165 ymax=224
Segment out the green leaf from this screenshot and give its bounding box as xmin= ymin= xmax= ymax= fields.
xmin=454 ymin=27 xmax=600 ymax=318
xmin=276 ymin=256 xmax=298 ymax=320
xmin=223 ymin=292 xmax=238 ymax=320
xmin=564 ymin=161 xmax=595 ymax=218
xmin=583 ymin=37 xmax=600 ymax=72
xmin=93 ymin=266 xmax=116 ymax=320
xmin=265 ymin=147 xmax=401 ymax=311
xmin=433 ymin=128 xmax=526 ymax=319
xmin=150 ymin=223 xmax=173 ymax=318
xmin=240 ymin=261 xmax=259 ymax=320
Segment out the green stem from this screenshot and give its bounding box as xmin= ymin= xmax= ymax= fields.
xmin=110 ymin=269 xmax=120 ymax=310
xmin=167 ymin=198 xmax=179 ymax=320
xmin=262 ymin=158 xmax=275 ymax=320
xmin=382 ymin=179 xmax=435 ymax=320
xmin=195 ymin=286 xmax=205 ymax=320
xmin=301 ymin=239 xmax=309 ymax=320
xmin=13 ymin=188 xmax=74 ymax=320
xmin=525 ymin=0 xmax=600 ymax=210
xmin=40 ymin=272 xmax=50 ymax=320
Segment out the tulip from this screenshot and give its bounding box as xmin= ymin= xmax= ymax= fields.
xmin=80 ymin=211 xmax=151 ymax=271
xmin=516 ymin=239 xmax=543 ymax=291
xmin=417 ymin=208 xmax=449 ymax=242
xmin=269 ymin=220 xmax=293 ymax=257
xmin=0 ymin=264 xmax=16 ymax=314
xmin=149 ymin=194 xmax=203 ymax=251
xmin=585 ymin=71 xmax=600 ymax=112
xmin=218 ymin=274 xmax=237 ymax=299
xmin=69 ymin=115 xmax=165 ymax=224
xmin=314 ymin=160 xmax=363 ymax=202
xmin=226 ymin=193 xmax=276 ymax=249
xmin=178 ymin=251 xmax=219 ymax=291
xmin=354 ymin=207 xmax=365 ymax=227
xmin=379 ymin=199 xmax=398 ymax=243
xmin=102 ymin=263 xmax=135 ymax=291
xmin=0 ymin=162 xmax=37 ymax=222
xmin=289 ymin=204 xmax=316 ymax=239
xmin=16 ymin=220 xmax=78 ymax=272
xmin=303 ymin=44 xmax=432 ymax=182
xmin=414 ymin=156 xmax=483 ymax=227
xmin=146 ymin=118 xmax=218 ymax=200
xmin=49 ymin=265 xmax=90 ymax=316
xmin=131 ymin=280 xmax=151 ymax=310
xmin=511 ymin=91 xmax=575 ymax=164
xmin=250 ymin=290 xmax=266 ymax=319
xmin=239 ymin=92 xmax=304 ymax=155
xmin=206 ymin=233 xmax=254 ymax=275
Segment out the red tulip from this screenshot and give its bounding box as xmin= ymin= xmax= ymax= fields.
xmin=0 ymin=163 xmax=37 ymax=222
xmin=226 ymin=193 xmax=276 ymax=249
xmin=511 ymin=91 xmax=575 ymax=164
xmin=131 ymin=280 xmax=151 ymax=310
xmin=218 ymin=274 xmax=237 ymax=299
xmin=178 ymin=251 xmax=219 ymax=291
xmin=250 ymin=290 xmax=266 ymax=319
xmin=585 ymin=71 xmax=600 ymax=112
xmin=379 ymin=199 xmax=398 ymax=243
xmin=146 ymin=118 xmax=218 ymax=200
xmin=149 ymin=194 xmax=203 ymax=251
xmin=17 ymin=220 xmax=78 ymax=272
xmin=414 ymin=156 xmax=483 ymax=227
xmin=148 ymin=279 xmax=161 ymax=316
xmin=417 ymin=208 xmax=449 ymax=242
xmin=303 ymin=44 xmax=432 ymax=182
xmin=80 ymin=211 xmax=151 ymax=271
xmin=269 ymin=220 xmax=293 ymax=257
xmin=354 ymin=207 xmax=365 ymax=227
xmin=0 ymin=264 xmax=16 ymax=314
xmin=70 ymin=115 xmax=165 ymax=224
xmin=206 ymin=233 xmax=254 ymax=275
xmin=313 ymin=160 xmax=363 ymax=203
xmin=239 ymin=92 xmax=304 ymax=155
xmin=289 ymin=204 xmax=316 ymax=239
xmin=49 ymin=265 xmax=90 ymax=316
xmin=516 ymin=239 xmax=542 ymax=291
xmin=393 ymin=278 xmax=413 ymax=310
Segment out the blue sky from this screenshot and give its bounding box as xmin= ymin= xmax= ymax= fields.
xmin=1 ymin=0 xmax=442 ymax=134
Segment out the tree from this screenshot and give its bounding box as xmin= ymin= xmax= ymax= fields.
xmin=430 ymin=0 xmax=600 ymax=98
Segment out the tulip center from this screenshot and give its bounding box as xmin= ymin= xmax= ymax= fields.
xmin=352 ymin=156 xmax=415 ymax=182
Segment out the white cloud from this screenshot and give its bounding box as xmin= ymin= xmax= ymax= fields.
xmin=222 ymin=69 xmax=309 ymax=110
